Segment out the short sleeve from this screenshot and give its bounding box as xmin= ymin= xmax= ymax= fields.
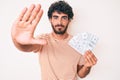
xmin=33 ymin=34 xmax=49 ymax=53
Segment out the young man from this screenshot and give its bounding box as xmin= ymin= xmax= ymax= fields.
xmin=11 ymin=1 xmax=97 ymax=80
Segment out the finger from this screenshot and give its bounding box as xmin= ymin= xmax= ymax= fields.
xmin=22 ymin=4 xmax=35 ymax=21
xmin=28 ymin=4 xmax=41 ymax=23
xmin=88 ymin=55 xmax=97 ymax=65
xmin=16 ymin=7 xmax=27 ymax=21
xmin=86 ymin=50 xmax=97 ymax=61
xmin=88 ymin=50 xmax=98 ymax=63
xmin=85 ymin=51 xmax=97 ymax=65
xmin=84 ymin=58 xmax=92 ymax=67
xmin=85 ymin=54 xmax=93 ymax=66
xmin=32 ymin=8 xmax=43 ymax=27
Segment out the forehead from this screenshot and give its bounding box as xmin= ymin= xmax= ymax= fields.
xmin=52 ymin=11 xmax=68 ymax=17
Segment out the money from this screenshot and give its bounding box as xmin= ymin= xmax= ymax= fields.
xmin=68 ymin=32 xmax=99 ymax=55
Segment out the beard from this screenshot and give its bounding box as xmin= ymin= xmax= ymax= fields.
xmin=51 ymin=24 xmax=68 ymax=35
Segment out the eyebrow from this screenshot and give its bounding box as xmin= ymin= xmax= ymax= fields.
xmin=62 ymin=16 xmax=68 ymax=18
xmin=52 ymin=15 xmax=68 ymax=18
xmin=52 ymin=15 xmax=58 ymax=17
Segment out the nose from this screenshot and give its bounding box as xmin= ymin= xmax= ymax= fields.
xmin=58 ymin=18 xmax=62 ymax=25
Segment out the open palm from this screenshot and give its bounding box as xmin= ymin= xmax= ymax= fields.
xmin=11 ymin=4 xmax=47 ymax=45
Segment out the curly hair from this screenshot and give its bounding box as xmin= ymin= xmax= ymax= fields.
xmin=48 ymin=0 xmax=74 ymax=20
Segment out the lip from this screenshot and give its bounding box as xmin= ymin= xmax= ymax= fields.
xmin=55 ymin=25 xmax=64 ymax=27
xmin=55 ymin=26 xmax=63 ymax=29
xmin=56 ymin=26 xmax=62 ymax=27
xmin=55 ymin=26 xmax=64 ymax=28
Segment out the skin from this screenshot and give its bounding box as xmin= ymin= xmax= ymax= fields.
xmin=50 ymin=11 xmax=70 ymax=40
xmin=11 ymin=4 xmax=97 ymax=78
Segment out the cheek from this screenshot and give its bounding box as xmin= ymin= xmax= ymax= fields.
xmin=64 ymin=21 xmax=69 ymax=26
xmin=51 ymin=20 xmax=57 ymax=25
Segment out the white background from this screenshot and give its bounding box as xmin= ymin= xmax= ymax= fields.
xmin=0 ymin=0 xmax=120 ymax=80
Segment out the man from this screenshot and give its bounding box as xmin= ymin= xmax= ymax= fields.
xmin=11 ymin=1 xmax=97 ymax=80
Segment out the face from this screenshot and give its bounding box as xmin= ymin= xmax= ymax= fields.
xmin=50 ymin=11 xmax=70 ymax=35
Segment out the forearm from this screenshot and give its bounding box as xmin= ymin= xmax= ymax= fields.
xmin=78 ymin=65 xmax=91 ymax=78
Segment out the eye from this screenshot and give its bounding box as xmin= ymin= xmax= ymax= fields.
xmin=62 ymin=16 xmax=68 ymax=20
xmin=52 ymin=16 xmax=58 ymax=19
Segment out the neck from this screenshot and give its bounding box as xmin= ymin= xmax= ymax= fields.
xmin=52 ymin=32 xmax=69 ymax=40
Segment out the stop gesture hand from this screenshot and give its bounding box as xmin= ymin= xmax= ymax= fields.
xmin=11 ymin=4 xmax=47 ymax=45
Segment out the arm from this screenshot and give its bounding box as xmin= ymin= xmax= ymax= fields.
xmin=77 ymin=50 xmax=97 ymax=78
xmin=11 ymin=4 xmax=47 ymax=52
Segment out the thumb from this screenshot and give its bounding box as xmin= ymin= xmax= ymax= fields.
xmin=31 ymin=39 xmax=47 ymax=45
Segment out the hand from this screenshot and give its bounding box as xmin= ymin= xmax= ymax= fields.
xmin=11 ymin=4 xmax=47 ymax=45
xmin=83 ymin=50 xmax=97 ymax=67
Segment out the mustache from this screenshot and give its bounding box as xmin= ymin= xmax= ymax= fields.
xmin=55 ymin=24 xmax=64 ymax=27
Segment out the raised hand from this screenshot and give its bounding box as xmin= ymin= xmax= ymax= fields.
xmin=11 ymin=4 xmax=47 ymax=45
